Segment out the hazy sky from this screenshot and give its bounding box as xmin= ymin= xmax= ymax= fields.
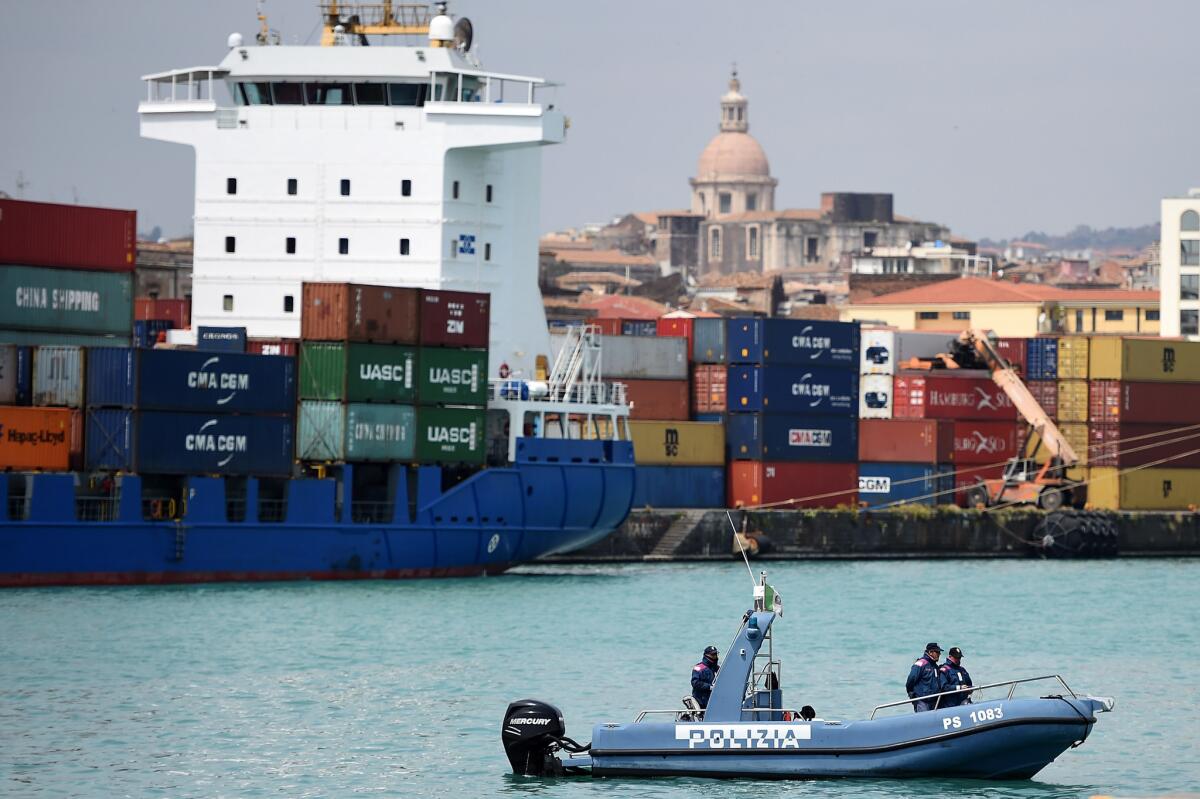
xmin=2 ymin=1 xmax=1197 ymax=241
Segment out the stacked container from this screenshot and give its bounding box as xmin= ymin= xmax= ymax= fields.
xmin=596 ymin=334 xmax=689 ymax=421
xmin=133 ymin=297 xmax=191 ymax=348
xmin=858 ymin=329 xmax=954 ymax=419
xmin=725 ymin=318 xmax=861 ymax=508
xmin=857 ymin=418 xmax=955 ymax=507
xmin=628 ymin=420 xmax=725 ymax=508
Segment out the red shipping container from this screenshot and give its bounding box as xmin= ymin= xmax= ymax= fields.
xmin=302 ymin=283 xmax=420 ymax=343
xmin=419 ymin=289 xmax=490 ymax=349
xmin=728 ymin=461 xmax=858 ymax=509
xmin=622 ymin=378 xmax=690 ymax=420
xmin=1027 ymin=380 xmax=1058 ymax=419
xmin=893 ymin=372 xmax=1017 ymax=421
xmin=0 ymin=199 xmax=136 ymax=272
xmin=954 ymin=464 xmax=1006 ymax=506
xmin=590 ymin=318 xmax=622 ymax=336
xmin=951 ymin=420 xmax=1019 ymax=464
xmin=858 ymin=418 xmax=954 ymax=464
xmin=691 ymin=364 xmax=727 ymax=414
xmin=246 ymin=338 xmax=299 ymax=357
xmin=1089 ymin=423 xmax=1200 ymax=468
xmin=994 ymin=338 xmax=1028 ymax=374
xmin=1089 ymin=381 xmax=1200 ymax=425
xmin=657 ymin=316 xmax=695 ymax=360
xmin=134 ymin=297 xmax=190 ymax=329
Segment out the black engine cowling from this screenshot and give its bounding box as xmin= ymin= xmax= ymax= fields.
xmin=502 ymin=699 xmax=569 ymax=776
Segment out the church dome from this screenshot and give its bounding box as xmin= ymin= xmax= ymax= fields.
xmin=696 ymin=132 xmax=771 ymax=180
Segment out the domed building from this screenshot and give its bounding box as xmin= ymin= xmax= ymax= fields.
xmin=690 ymin=70 xmax=777 ymax=218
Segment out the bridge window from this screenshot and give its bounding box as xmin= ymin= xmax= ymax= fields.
xmin=305 ymin=83 xmax=351 ymax=105
xmin=272 ymin=82 xmax=304 ymax=104
xmin=287 ymin=178 xmax=298 ymax=195
xmin=340 ymin=179 xmax=351 ymax=196
xmin=223 ymin=294 xmax=234 ymax=311
xmin=339 ymin=237 xmax=350 ymax=255
xmin=286 ymin=237 xmax=296 ymax=254
xmin=389 ymin=83 xmax=428 ymax=106
xmin=226 ymin=177 xmax=237 ymax=195
xmin=400 ymin=238 xmax=410 ymax=255
xmin=239 ymin=82 xmax=272 ymax=105
xmin=402 ymin=179 xmax=412 ymax=197
xmin=354 ymin=83 xmax=387 ymax=105
xmin=225 ymin=236 xmax=236 ymax=253
xmin=284 ymin=295 xmax=294 ymax=313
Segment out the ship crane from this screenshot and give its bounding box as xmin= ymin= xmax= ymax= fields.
xmin=906 ymin=329 xmax=1080 ymax=511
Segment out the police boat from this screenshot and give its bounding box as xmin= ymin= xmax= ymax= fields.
xmin=501 ymin=573 xmax=1114 ymax=780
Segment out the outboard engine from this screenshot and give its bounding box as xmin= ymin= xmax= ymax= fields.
xmin=502 ymin=699 xmax=587 ymax=776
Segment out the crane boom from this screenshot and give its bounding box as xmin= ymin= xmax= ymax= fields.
xmin=959 ymin=330 xmax=1079 ymax=467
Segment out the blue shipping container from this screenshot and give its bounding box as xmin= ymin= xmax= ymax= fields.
xmin=1025 ymin=337 xmax=1059 ymax=380
xmin=85 ymin=410 xmax=294 ymax=475
xmin=726 ymin=413 xmax=858 ymax=462
xmin=857 ymin=462 xmax=955 ymax=508
xmin=632 ymin=465 xmax=725 ymax=508
xmin=197 ymin=326 xmax=247 ymax=352
xmin=86 ymin=348 xmax=296 ymax=413
xmin=15 ymin=345 xmax=32 ymax=405
xmin=727 ymin=318 xmax=860 ymax=367
xmin=134 ymin=319 xmax=174 ymax=348
xmin=694 ymin=412 xmax=726 ymax=424
xmin=622 ymin=320 xmax=657 ymax=336
xmin=726 ymin=365 xmax=858 ymax=415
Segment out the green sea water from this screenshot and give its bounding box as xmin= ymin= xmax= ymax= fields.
xmin=2 ymin=560 xmax=1197 ymax=798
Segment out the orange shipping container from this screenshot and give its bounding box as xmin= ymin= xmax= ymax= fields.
xmin=0 ymin=406 xmax=72 ymax=470
xmin=301 ymin=282 xmax=419 ymax=343
xmin=622 ymin=379 xmax=690 ymax=420
xmin=691 ymin=364 xmax=727 ymax=414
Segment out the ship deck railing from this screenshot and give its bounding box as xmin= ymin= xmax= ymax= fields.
xmin=869 ymin=674 xmax=1078 ymax=719
xmin=350 ymin=501 xmax=394 ymax=524
xmin=633 ymin=707 xmax=813 ymax=723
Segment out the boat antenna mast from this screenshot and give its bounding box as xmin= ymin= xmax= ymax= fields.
xmin=318 ymin=1 xmax=436 ymax=46
xmin=256 ymin=0 xmax=281 ymax=45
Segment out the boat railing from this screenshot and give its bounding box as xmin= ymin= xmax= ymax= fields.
xmin=7 ymin=496 xmax=29 ymax=521
xmin=351 ymin=501 xmax=394 ymax=524
xmin=258 ymin=499 xmax=287 ymax=523
xmin=868 ymin=674 xmax=1078 ymax=720
xmin=76 ymin=497 xmax=121 ymax=522
xmin=633 ymin=707 xmax=811 ymax=723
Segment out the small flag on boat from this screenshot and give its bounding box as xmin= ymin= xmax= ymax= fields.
xmin=764 ymin=584 xmax=783 ymax=617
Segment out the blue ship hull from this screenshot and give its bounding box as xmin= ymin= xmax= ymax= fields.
xmin=0 ymin=438 xmax=634 ymax=587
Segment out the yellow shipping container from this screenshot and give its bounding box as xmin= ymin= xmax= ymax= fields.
xmin=1056 ymin=336 xmax=1090 ymax=380
xmin=1087 ymin=466 xmax=1200 ymax=510
xmin=1088 ymin=337 xmax=1200 ymax=383
xmin=629 ymin=420 xmax=725 ymax=465
xmin=1056 ymin=380 xmax=1089 ymax=422
xmin=1033 ymin=422 xmax=1089 ymax=465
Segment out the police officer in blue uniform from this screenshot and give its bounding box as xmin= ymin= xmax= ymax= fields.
xmin=691 ymin=646 xmax=720 ymax=709
xmin=939 ymin=647 xmax=973 ymax=707
xmin=906 ymin=642 xmax=946 ymax=712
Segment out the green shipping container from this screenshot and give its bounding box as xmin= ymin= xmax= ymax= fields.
xmin=346 ymin=403 xmax=416 ymax=461
xmin=417 ymin=347 xmax=487 ymax=406
xmin=297 ymin=400 xmax=345 ymax=460
xmin=0 ymin=329 xmax=131 ymax=347
xmin=416 ymin=406 xmax=486 ymax=464
xmin=0 ymin=265 xmax=132 ymax=335
xmin=299 ymin=342 xmax=417 ymax=402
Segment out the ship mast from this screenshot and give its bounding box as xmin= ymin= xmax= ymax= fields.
xmin=319 ymin=2 xmax=435 ymax=45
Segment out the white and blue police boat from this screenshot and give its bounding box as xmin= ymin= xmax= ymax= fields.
xmin=501 ymin=574 xmax=1114 ymax=780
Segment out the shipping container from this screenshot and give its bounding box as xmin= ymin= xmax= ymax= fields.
xmin=692 ymin=317 xmax=727 ymax=364
xmin=299 ymin=342 xmax=417 ymax=403
xmin=85 ymin=348 xmax=296 ymax=413
xmin=15 ymin=345 xmax=32 ymax=405
xmin=694 ymin=413 xmax=726 ymax=424
xmin=858 ymin=419 xmax=954 ymax=464
xmin=0 ymin=265 xmax=132 ymax=335
xmin=419 ymin=288 xmax=490 ymax=348
xmin=951 ymin=420 xmax=1019 ymax=464
xmin=246 ymin=338 xmax=300 ymax=357
xmin=858 ymin=374 xmax=893 ymax=419
xmin=691 ymin=364 xmax=727 ymax=414
xmin=629 ymin=420 xmax=724 ymax=465
xmin=892 ymin=371 xmax=1017 ymax=420
xmin=347 ymin=404 xmax=417 ymax=461
xmin=994 ymin=338 xmax=1028 ymax=374
xmin=1025 ymin=337 xmax=1059 ymax=380
xmin=728 ymin=461 xmax=858 ymax=509
xmin=857 ymin=463 xmax=955 ymax=508
xmin=1089 ymin=337 xmax=1200 ymax=383
xmin=1057 ymin=380 xmax=1089 ymax=422
xmin=1028 ymin=379 xmax=1058 ymax=419
xmin=727 ymin=318 xmax=860 ymax=367
xmin=0 ymin=344 xmax=18 ymax=404
xmin=85 ymin=410 xmax=294 ymax=475
xmin=415 ymin=406 xmax=486 ymax=463
xmin=1088 ymin=466 xmax=1200 ymax=510
xmin=69 ymin=407 xmax=84 ymax=470
xmin=597 ymin=335 xmax=688 ymax=380
xmin=622 ymin=320 xmax=657 ymax=336
xmin=133 ymin=319 xmax=174 ymax=349
xmin=1088 ymin=380 xmax=1200 ymax=425
xmin=632 ymin=465 xmax=725 ymax=508
xmin=1088 ymin=423 xmax=1200 ymax=469
xmin=0 ymin=406 xmax=71 ymax=470
xmin=32 ymin=345 xmax=85 ymax=407
xmin=301 ymin=282 xmax=420 ymax=343
xmin=656 ymin=315 xmax=695 ymax=360
xmin=859 ymin=329 xmax=954 ymax=375
xmin=0 ymin=199 xmax=136 ymax=272
xmin=726 ymin=365 xmax=858 ymax=415
xmin=726 ymin=413 xmax=858 ymax=462
xmin=197 ymin=326 xmax=247 ymax=352
xmin=0 ymin=329 xmax=130 ymax=348
xmin=417 ymin=347 xmax=487 ymax=406
xmin=133 ymin=297 xmax=190 ymax=328
xmin=296 ymin=401 xmax=345 ymax=461
xmin=589 ymin=318 xmax=622 ymax=337
xmin=1056 ymin=336 xmax=1090 ymax=380
xmin=623 ymin=378 xmax=690 ymax=420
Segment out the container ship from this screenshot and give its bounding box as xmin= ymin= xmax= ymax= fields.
xmin=0 ymin=3 xmax=635 ymax=586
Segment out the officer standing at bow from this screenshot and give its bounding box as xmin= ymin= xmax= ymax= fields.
xmin=906 ymin=642 xmax=946 ymax=712
xmin=939 ymin=647 xmax=973 ymax=706
xmin=691 ymin=646 xmax=720 ymax=709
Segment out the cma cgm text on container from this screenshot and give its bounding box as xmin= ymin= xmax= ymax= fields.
xmin=727 ymin=319 xmax=860 ymax=367
xmin=725 ymin=365 xmax=858 ymax=414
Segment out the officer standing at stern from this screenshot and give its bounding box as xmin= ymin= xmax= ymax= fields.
xmin=939 ymin=647 xmax=973 ymax=706
xmin=906 ymin=642 xmax=946 ymax=712
xmin=691 ymin=646 xmax=720 ymax=709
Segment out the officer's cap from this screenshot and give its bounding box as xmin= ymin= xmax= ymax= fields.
xmin=949 ymin=647 xmax=963 ymax=659
xmin=925 ymin=642 xmax=942 ymax=652
xmin=703 ymin=645 xmax=719 ymax=657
